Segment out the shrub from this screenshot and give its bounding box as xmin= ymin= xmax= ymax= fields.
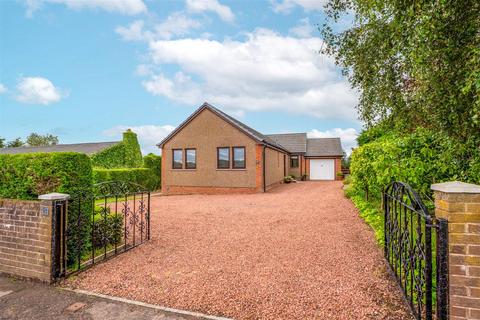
xmin=93 ymin=167 xmax=159 ymax=191
xmin=91 ymin=130 xmax=143 ymax=169
xmin=143 ymin=153 xmax=161 ymax=183
xmin=92 ymin=207 xmax=123 ymax=249
xmin=349 ymin=128 xmax=467 ymax=201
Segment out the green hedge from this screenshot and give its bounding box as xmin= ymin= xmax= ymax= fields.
xmin=93 ymin=167 xmax=159 ymax=191
xmin=0 ymin=152 xmax=93 ymax=265
xmin=0 ymin=152 xmax=92 ymax=199
xmin=347 ymin=127 xmax=480 ymax=245
xmin=349 ymin=128 xmax=473 ymax=201
xmin=143 ymin=153 xmax=161 ymax=182
xmin=91 ymin=129 xmax=143 ymax=168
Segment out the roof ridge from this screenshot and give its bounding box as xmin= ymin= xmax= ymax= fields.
xmin=266 ymin=132 xmax=307 ymax=136
xmin=158 ymin=102 xmax=290 ymax=153
xmin=2 ymin=141 xmax=120 ymax=150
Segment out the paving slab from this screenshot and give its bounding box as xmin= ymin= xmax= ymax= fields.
xmin=0 ymin=276 xmax=226 ymax=320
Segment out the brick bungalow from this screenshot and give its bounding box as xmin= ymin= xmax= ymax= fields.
xmin=158 ymin=102 xmax=343 ymax=195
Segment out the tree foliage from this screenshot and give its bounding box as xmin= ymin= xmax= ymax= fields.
xmin=6 ymin=138 xmax=24 ymax=148
xmin=322 ymin=0 xmax=480 ymax=141
xmin=26 ymin=133 xmax=59 ymax=146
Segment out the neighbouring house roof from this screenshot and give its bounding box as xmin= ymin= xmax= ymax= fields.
xmin=306 ymin=138 xmax=343 ymax=157
xmin=265 ymin=133 xmax=307 ymax=153
xmin=0 ymin=141 xmax=120 ymax=155
xmin=157 ymin=102 xmax=290 ymax=153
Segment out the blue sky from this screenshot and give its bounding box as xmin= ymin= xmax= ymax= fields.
xmin=0 ymin=0 xmax=360 ymax=154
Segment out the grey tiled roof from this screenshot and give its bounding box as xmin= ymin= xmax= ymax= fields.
xmin=306 ymin=138 xmax=343 ymax=157
xmin=158 ymin=102 xmax=290 ymax=153
xmin=0 ymin=141 xmax=120 ymax=155
xmin=157 ymin=102 xmax=344 ymax=157
xmin=265 ymin=133 xmax=307 ymax=153
xmin=206 ymin=104 xmax=289 ymax=152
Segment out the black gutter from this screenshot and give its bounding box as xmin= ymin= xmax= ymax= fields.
xmin=263 ymin=145 xmax=266 ymax=193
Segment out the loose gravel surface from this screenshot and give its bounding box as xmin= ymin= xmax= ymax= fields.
xmin=65 ymin=181 xmax=412 ymax=320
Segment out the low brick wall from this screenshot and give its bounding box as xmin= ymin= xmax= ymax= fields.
xmin=163 ymin=185 xmax=260 ymax=195
xmin=0 ymin=199 xmax=53 ymax=282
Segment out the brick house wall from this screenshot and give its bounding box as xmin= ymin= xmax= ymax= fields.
xmin=162 ymin=108 xmax=259 ymax=195
xmin=265 ymin=146 xmax=287 ymax=189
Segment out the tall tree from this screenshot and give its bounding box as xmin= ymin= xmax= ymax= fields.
xmin=0 ymin=137 xmax=5 ymax=148
xmin=26 ymin=133 xmax=59 ymax=146
xmin=6 ymin=138 xmax=24 ymax=148
xmin=322 ymin=0 xmax=480 ymax=141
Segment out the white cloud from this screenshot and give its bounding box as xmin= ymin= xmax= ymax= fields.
xmin=0 ymin=84 xmax=7 ymax=94
xmin=289 ymin=18 xmax=315 ymax=38
xmin=104 ymin=124 xmax=175 ymax=154
xmin=24 ymin=0 xmax=147 ymax=17
xmin=116 ymin=20 xmax=148 ymax=41
xmin=271 ymin=0 xmax=327 ymax=13
xmin=135 ymin=64 xmax=153 ymax=76
xmin=155 ymin=12 xmax=202 ymax=39
xmin=116 ymin=13 xmax=201 ymax=42
xmin=16 ymin=77 xmax=64 ymax=105
xmin=142 ymin=28 xmax=358 ymax=120
xmin=308 ymin=128 xmax=358 ymax=155
xmin=186 ymin=0 xmax=234 ymax=22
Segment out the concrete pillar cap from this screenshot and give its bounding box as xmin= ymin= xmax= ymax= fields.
xmin=431 ymin=181 xmax=480 ymax=194
xmin=38 ymin=193 xmax=70 ymax=201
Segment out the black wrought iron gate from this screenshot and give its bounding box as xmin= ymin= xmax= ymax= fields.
xmin=383 ymin=181 xmax=448 ymax=320
xmin=54 ymin=181 xmax=151 ymax=278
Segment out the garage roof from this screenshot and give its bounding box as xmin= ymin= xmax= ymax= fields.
xmin=306 ymin=138 xmax=343 ymax=157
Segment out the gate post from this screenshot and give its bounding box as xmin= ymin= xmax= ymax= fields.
xmin=38 ymin=193 xmax=69 ymax=282
xmin=432 ymin=181 xmax=480 ymax=320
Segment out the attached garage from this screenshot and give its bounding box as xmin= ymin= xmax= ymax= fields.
xmin=305 ymin=138 xmax=343 ymax=181
xmin=309 ymin=159 xmax=335 ymax=180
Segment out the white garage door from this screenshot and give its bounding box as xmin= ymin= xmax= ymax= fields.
xmin=310 ymin=159 xmax=335 ymax=180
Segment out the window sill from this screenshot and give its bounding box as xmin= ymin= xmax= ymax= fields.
xmin=216 ymin=168 xmax=247 ymax=171
xmin=171 ymin=169 xmax=197 ymax=171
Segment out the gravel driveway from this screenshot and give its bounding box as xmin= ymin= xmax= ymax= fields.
xmin=65 ymin=181 xmax=412 ymax=320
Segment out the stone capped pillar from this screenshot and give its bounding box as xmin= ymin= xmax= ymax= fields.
xmin=432 ymin=181 xmax=480 ymax=320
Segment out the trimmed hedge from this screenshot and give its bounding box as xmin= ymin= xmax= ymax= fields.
xmin=0 ymin=152 xmax=93 ymax=265
xmin=143 ymin=153 xmax=161 ymax=182
xmin=91 ymin=129 xmax=143 ymax=169
xmin=0 ymin=152 xmax=93 ymax=199
xmin=93 ymin=167 xmax=159 ymax=191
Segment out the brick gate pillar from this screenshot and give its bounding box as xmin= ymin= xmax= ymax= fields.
xmin=432 ymin=181 xmax=480 ymax=320
xmin=0 ymin=193 xmax=68 ymax=283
